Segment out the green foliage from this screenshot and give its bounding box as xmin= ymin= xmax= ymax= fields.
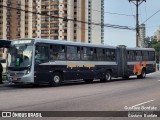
xmin=150 ymin=42 xmax=160 ymax=52
xmin=144 ymin=36 xmax=160 ymax=52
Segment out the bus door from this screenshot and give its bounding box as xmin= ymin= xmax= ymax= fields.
xmin=34 ymin=45 xmax=50 ymax=84
xmin=117 ymin=46 xmax=128 ymax=77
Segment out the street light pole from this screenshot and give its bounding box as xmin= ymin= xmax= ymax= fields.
xmin=129 ymin=0 xmax=146 ymax=47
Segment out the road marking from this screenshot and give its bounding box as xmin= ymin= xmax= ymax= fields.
xmin=132 ymin=100 xmax=155 ymax=108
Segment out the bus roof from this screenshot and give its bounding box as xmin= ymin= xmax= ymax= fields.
xmin=18 ymin=38 xmax=117 ymax=49
xmin=16 ymin=38 xmax=155 ymax=51
xmin=126 ymin=47 xmax=155 ymax=51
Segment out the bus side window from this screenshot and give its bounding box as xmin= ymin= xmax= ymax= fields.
xmin=110 ymin=49 xmax=116 ymax=61
xmin=142 ymin=51 xmax=149 ymax=61
xmin=128 ymin=51 xmax=135 ymax=61
xmin=50 ymin=45 xmax=66 ymax=60
xmin=97 ymin=48 xmax=105 ymax=61
xmin=127 ymin=51 xmax=132 ymax=61
xmin=67 ymin=46 xmax=80 ymax=61
xmin=149 ymin=51 xmax=155 ymax=61
xmin=136 ymin=51 xmax=142 ymax=61
xmin=35 ymin=46 xmax=48 ymax=63
xmin=106 ymin=49 xmax=111 ymax=61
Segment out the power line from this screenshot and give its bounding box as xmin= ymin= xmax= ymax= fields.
xmin=104 ymin=11 xmax=135 ymax=17
xmin=3 ymin=1 xmax=136 ymax=29
xmin=5 ymin=1 xmax=88 ymax=22
xmin=142 ymin=8 xmax=160 ymax=24
xmin=0 ymin=4 xmax=135 ymax=31
xmin=104 ymin=24 xmax=135 ymax=30
xmin=5 ymin=0 xmax=135 ymax=25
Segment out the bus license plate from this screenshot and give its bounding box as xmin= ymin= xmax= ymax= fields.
xmin=12 ymin=77 xmax=17 ymax=80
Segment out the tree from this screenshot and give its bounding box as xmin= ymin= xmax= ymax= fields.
xmin=145 ymin=35 xmax=160 ymax=63
xmin=150 ymin=42 xmax=160 ymax=52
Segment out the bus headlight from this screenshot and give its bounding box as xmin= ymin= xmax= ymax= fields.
xmin=26 ymin=67 xmax=31 ymax=74
xmin=26 ymin=70 xmax=30 ymax=74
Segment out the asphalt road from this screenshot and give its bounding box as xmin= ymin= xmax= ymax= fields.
xmin=0 ymin=72 xmax=160 ymax=120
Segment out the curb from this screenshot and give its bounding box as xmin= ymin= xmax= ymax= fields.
xmin=0 ymin=83 xmax=5 ymax=87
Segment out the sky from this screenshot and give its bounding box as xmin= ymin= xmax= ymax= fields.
xmin=104 ymin=0 xmax=160 ymax=47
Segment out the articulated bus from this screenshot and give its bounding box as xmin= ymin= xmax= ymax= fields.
xmin=5 ymin=38 xmax=156 ymax=86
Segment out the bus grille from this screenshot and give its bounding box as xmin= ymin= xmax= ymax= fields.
xmin=10 ymin=73 xmax=24 ymax=77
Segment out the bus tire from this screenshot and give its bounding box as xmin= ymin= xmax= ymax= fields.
xmin=100 ymin=70 xmax=112 ymax=82
xmin=50 ymin=72 xmax=62 ymax=87
xmin=137 ymin=69 xmax=146 ymax=79
xmin=84 ymin=79 xmax=93 ymax=83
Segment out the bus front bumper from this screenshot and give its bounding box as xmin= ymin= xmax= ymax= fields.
xmin=7 ymin=73 xmax=34 ymax=84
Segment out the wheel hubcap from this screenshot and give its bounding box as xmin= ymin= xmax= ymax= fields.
xmin=106 ymin=73 xmax=110 ymax=81
xmin=54 ymin=75 xmax=60 ymax=83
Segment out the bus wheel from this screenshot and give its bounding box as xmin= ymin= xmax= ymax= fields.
xmin=50 ymin=72 xmax=62 ymax=87
xmin=100 ymin=71 xmax=112 ymax=82
xmin=84 ymin=79 xmax=93 ymax=83
xmin=137 ymin=69 xmax=146 ymax=79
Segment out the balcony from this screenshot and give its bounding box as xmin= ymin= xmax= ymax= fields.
xmin=7 ymin=12 xmax=11 ymax=15
xmin=50 ymin=33 xmax=58 ymax=36
xmin=41 ymin=1 xmax=50 ymax=6
xmin=6 ymin=29 xmax=10 ymax=32
xmin=41 ymin=20 xmax=50 ymax=24
xmin=50 ymin=1 xmax=59 ymax=5
xmin=17 ymin=12 xmax=21 ymax=15
xmin=41 ymin=33 xmax=50 ymax=37
xmin=50 ymin=21 xmax=59 ymax=24
xmin=62 ymin=7 xmax=67 ymax=11
xmin=32 ymin=33 xmax=37 ymax=36
xmin=6 ymin=1 xmax=11 ymax=5
xmin=63 ymin=0 xmax=67 ymax=4
xmin=6 ymin=33 xmax=10 ymax=36
xmin=32 ymin=27 xmax=37 ymax=30
xmin=41 ymin=8 xmax=50 ymax=12
xmin=50 ymin=27 xmax=59 ymax=30
xmin=17 ymin=24 xmax=21 ymax=27
xmin=41 ymin=27 xmax=50 ymax=30
xmin=50 ymin=8 xmax=59 ymax=11
xmin=16 ymin=1 xmax=21 ymax=5
xmin=62 ymin=33 xmax=67 ymax=36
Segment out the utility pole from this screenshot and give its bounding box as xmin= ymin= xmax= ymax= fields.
xmin=129 ymin=0 xmax=146 ymax=47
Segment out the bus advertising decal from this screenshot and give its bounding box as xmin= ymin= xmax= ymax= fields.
xmin=133 ymin=61 xmax=147 ymax=75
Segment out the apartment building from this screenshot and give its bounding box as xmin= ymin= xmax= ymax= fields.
xmin=0 ymin=0 xmax=104 ymax=59
xmin=155 ymin=26 xmax=160 ymax=42
xmin=138 ymin=24 xmax=146 ymax=48
xmin=32 ymin=0 xmax=104 ymax=44
xmin=0 ymin=0 xmax=32 ymax=59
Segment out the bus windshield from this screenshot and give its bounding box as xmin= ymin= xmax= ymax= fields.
xmin=7 ymin=45 xmax=33 ymax=68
